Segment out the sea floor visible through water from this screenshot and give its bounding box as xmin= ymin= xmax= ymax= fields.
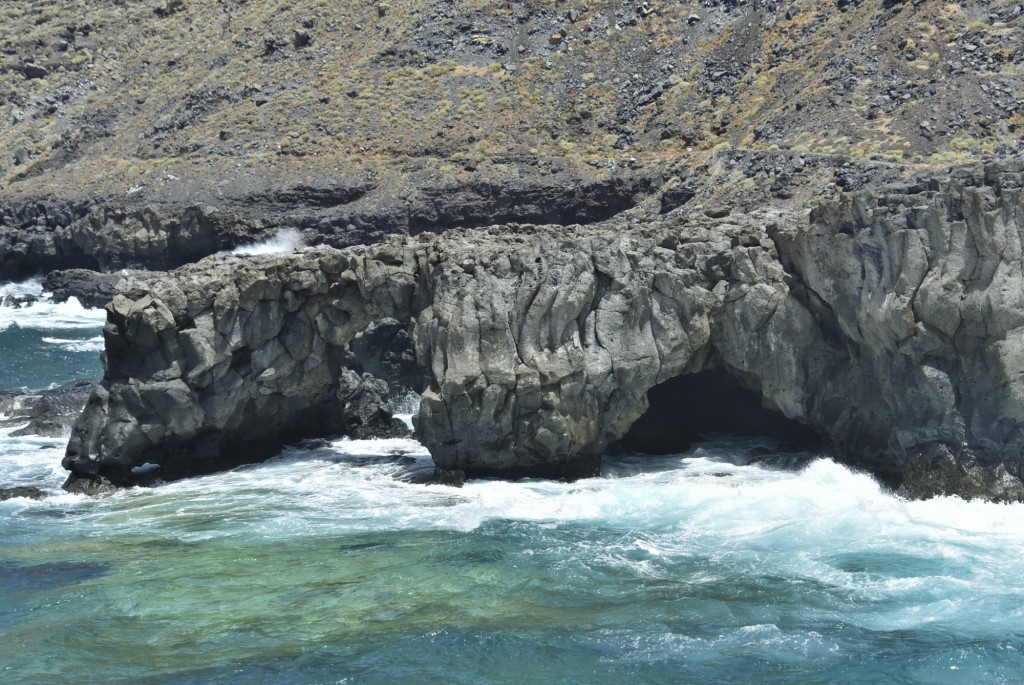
xmin=1 ymin=279 xmax=1023 ymax=684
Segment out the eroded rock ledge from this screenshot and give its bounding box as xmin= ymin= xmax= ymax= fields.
xmin=64 ymin=159 xmax=1024 ymax=500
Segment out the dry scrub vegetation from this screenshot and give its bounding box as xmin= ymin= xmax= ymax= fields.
xmin=0 ymin=0 xmax=1020 ymax=202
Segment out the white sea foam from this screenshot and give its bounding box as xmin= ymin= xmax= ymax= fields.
xmin=4 ymin=427 xmax=1024 ymax=642
xmin=0 ymin=279 xmax=106 ymax=331
xmin=0 ymin=419 xmax=71 ymax=489
xmin=390 ymin=390 xmax=423 ymax=417
xmin=230 ymin=228 xmax=305 ymax=255
xmin=214 ymin=440 xmax=1021 ymax=628
xmin=41 ymin=335 xmax=105 ymax=352
xmin=0 ymin=277 xmax=44 ymax=301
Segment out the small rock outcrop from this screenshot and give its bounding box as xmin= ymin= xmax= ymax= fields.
xmin=1 ymin=380 xmax=97 ymax=438
xmin=61 ymin=248 xmax=414 ymax=487
xmin=0 ymin=486 xmax=45 ymax=501
xmin=64 ymin=159 xmax=1024 ymax=500
xmin=42 ymin=269 xmax=135 ymax=309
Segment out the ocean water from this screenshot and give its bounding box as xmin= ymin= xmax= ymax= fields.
xmin=1 ymin=279 xmax=1023 ymax=684
xmin=0 ymin=280 xmax=105 ymax=392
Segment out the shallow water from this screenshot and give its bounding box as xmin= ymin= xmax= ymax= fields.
xmin=1 ymin=280 xmax=1023 ymax=684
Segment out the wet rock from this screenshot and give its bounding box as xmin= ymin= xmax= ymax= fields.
xmin=61 ymin=475 xmax=117 ymax=496
xmin=333 ymin=369 xmax=411 ymax=440
xmin=428 ymin=468 xmax=466 ymax=487
xmin=0 ymin=486 xmax=45 ymax=501
xmin=8 ymin=380 xmax=98 ymax=438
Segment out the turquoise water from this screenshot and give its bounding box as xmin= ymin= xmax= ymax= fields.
xmin=0 ymin=280 xmax=105 ymax=391
xmin=2 ymin=280 xmax=1024 ymax=684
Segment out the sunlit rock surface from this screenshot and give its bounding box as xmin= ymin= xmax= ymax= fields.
xmin=65 ymin=159 xmax=1024 ymax=500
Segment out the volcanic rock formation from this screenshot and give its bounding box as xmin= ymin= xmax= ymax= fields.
xmin=63 ymin=159 xmax=1024 ymax=500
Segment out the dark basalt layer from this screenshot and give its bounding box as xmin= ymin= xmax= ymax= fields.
xmin=0 ymin=172 xmax=658 ymax=281
xmin=63 ymin=158 xmax=1024 ymax=500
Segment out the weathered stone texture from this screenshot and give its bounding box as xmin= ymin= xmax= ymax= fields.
xmin=63 ymin=246 xmax=416 ymax=486
xmin=64 ymin=159 xmax=1024 ymax=499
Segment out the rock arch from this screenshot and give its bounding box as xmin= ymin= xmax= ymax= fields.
xmin=62 ymin=159 xmax=1024 ymax=500
xmin=614 ymin=367 xmax=822 ymax=456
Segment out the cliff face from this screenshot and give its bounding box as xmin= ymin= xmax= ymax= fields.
xmin=64 ymin=159 xmax=1024 ymax=500
xmin=775 ymin=159 xmax=1024 ymax=497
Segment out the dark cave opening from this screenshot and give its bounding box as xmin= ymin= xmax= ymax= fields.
xmin=616 ymin=367 xmax=823 ymax=455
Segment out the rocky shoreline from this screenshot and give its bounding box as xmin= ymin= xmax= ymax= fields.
xmin=45 ymin=157 xmax=1024 ymax=501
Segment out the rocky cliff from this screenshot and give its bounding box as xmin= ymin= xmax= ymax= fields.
xmin=64 ymin=158 xmax=1024 ymax=500
xmin=2 ymin=0 xmax=1021 ymax=284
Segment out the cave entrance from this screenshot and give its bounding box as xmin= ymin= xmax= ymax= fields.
xmin=616 ymin=367 xmax=822 ymax=455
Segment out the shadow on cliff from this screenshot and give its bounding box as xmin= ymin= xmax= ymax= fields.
xmin=614 ymin=367 xmax=824 ymax=458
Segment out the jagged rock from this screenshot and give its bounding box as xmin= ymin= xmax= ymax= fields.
xmin=62 ymin=476 xmax=117 ymax=496
xmin=2 ymin=380 xmax=97 ymax=438
xmin=0 ymin=486 xmax=45 ymax=501
xmin=0 ymin=202 xmax=242 ymax=280
xmin=43 ymin=269 xmax=136 ymax=308
xmin=0 ymin=173 xmax=653 ymax=281
xmin=63 ymin=248 xmax=417 ymax=488
xmin=660 ymin=184 xmax=695 ymax=214
xmin=0 ymin=292 xmax=39 ymax=308
xmin=345 ymin=317 xmax=423 ymax=392
xmin=332 ymin=369 xmax=410 ymax=439
xmin=428 ymin=468 xmax=466 ymax=487
xmin=768 ymin=158 xmax=1024 ymax=496
xmin=63 ymin=158 xmax=1024 ymax=500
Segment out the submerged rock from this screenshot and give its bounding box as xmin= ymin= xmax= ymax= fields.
xmin=0 ymin=486 xmax=45 ymax=501
xmin=63 ymin=158 xmax=1024 ymax=500
xmin=1 ymin=380 xmax=98 ymax=438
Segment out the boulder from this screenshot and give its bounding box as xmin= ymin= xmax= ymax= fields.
xmin=20 ymin=63 xmax=48 ymax=79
